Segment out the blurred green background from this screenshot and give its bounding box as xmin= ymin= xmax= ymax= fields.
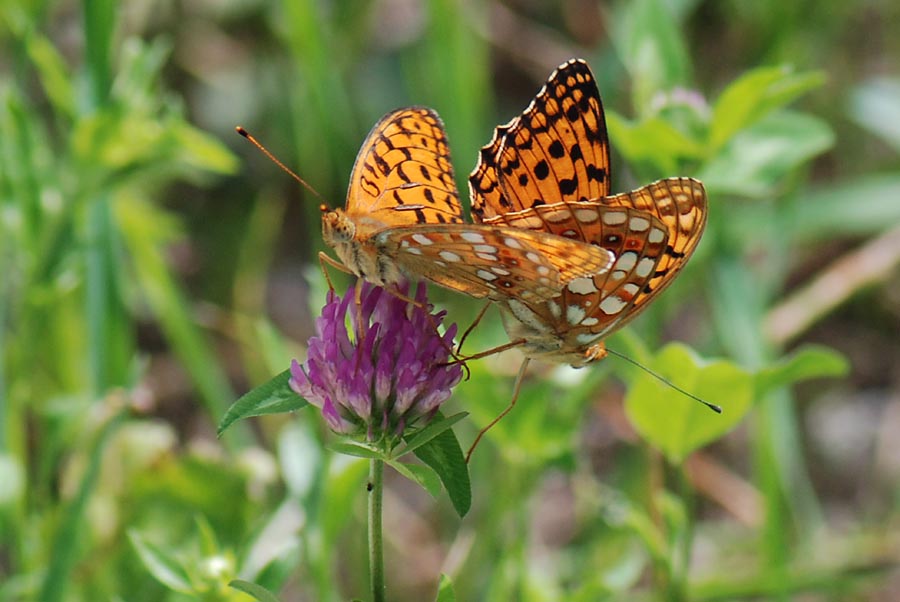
xmin=2 ymin=0 xmax=899 ymax=600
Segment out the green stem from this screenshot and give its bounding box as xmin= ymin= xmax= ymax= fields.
xmin=368 ymin=459 xmax=385 ymax=602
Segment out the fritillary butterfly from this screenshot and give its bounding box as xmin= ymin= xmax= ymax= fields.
xmin=469 ymin=59 xmax=708 ymax=367
xmin=318 ymin=107 xmax=616 ymax=304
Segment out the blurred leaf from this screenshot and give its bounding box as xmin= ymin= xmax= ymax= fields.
xmin=756 ymin=345 xmax=848 ymax=396
xmin=388 ymin=459 xmax=442 ymax=499
xmin=328 ymin=441 xmax=382 ymax=460
xmin=170 ymin=121 xmax=240 ymax=174
xmin=25 ymin=32 xmax=74 ymax=119
xmin=436 ymin=574 xmax=456 ymax=602
xmin=700 ymin=110 xmax=834 ymax=197
xmin=0 ymin=454 xmax=24 ymax=507
xmin=607 ymin=111 xmax=705 ymax=175
xmin=624 ymin=343 xmax=753 ymax=464
xmin=229 ymin=579 xmax=282 ymax=602
xmin=708 ymin=66 xmax=826 ymax=152
xmin=413 ymin=426 xmax=470 ymax=517
xmin=612 ymin=0 xmax=692 ymax=112
xmin=401 ymin=412 xmax=467 ymax=456
xmin=789 ymin=174 xmax=900 ymax=240
xmin=128 ymin=530 xmax=192 ymax=593
xmin=217 ymin=370 xmax=307 ymax=436
xmin=848 ymin=77 xmax=900 ymax=153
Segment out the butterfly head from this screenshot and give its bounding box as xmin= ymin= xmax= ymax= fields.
xmin=321 ymin=206 xmax=355 ymax=246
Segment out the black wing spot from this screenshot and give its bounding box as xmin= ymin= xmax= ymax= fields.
xmin=559 ymin=178 xmax=577 ymax=195
xmin=587 ymin=164 xmax=607 ymax=182
xmin=534 ymin=160 xmax=550 ymax=180
xmin=518 ymin=174 xmax=529 ymax=186
xmin=548 ymin=140 xmax=565 ymax=158
xmin=570 ymin=143 xmax=583 ymax=161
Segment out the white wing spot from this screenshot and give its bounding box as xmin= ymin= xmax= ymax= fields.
xmin=567 ymin=304 xmax=586 ymax=325
xmin=582 ymin=317 xmax=599 ymax=326
xmin=405 ymin=247 xmax=423 ymax=255
xmin=476 ymin=252 xmax=498 ymax=261
xmin=622 ymin=283 xmax=640 ymax=297
xmin=629 ymin=216 xmax=651 ymax=232
xmin=617 ymin=251 xmax=638 ymax=272
xmin=477 ymin=269 xmax=498 ymax=281
xmin=649 ymin=227 xmax=666 ymax=244
xmin=411 ymin=234 xmax=434 ymax=246
xmin=548 ymin=300 xmax=562 ymax=319
xmin=576 ymin=332 xmax=600 ymax=345
xmin=504 ymin=237 xmax=523 ymax=250
xmin=491 ymin=266 xmax=511 ymax=276
xmin=567 ymin=277 xmax=598 ymax=295
xmin=636 ymin=257 xmax=655 ymax=278
xmin=602 ymin=211 xmax=627 ymax=226
xmin=525 ymin=252 xmax=541 ymax=264
xmin=537 ymin=265 xmax=551 ymax=276
xmin=600 ymin=295 xmax=627 ymax=315
xmin=439 ymin=250 xmax=462 ymax=262
xmin=611 ymin=270 xmax=626 ymax=281
xmin=461 ymin=232 xmax=486 ymax=244
xmin=574 ymin=208 xmax=600 ymax=223
xmin=474 ymin=244 xmax=498 ymax=254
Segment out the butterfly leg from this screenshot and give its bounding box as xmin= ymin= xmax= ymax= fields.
xmin=317 ymin=251 xmax=353 ymax=292
xmin=465 ymin=357 xmax=531 ymax=463
xmin=455 ymin=301 xmax=492 ymax=356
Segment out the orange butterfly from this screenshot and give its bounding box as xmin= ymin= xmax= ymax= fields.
xmin=468 ymin=59 xmax=708 ymax=367
xmin=318 ymin=107 xmax=616 ymax=304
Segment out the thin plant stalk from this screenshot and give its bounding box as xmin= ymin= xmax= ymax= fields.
xmin=368 ymin=458 xmax=385 ymax=602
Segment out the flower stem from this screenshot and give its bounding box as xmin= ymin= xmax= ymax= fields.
xmin=368 ymin=458 xmax=385 ymax=602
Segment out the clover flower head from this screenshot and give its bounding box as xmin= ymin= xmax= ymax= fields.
xmin=289 ymin=281 xmax=462 ymax=440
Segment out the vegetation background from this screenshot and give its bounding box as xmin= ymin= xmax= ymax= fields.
xmin=2 ymin=0 xmax=899 ymax=600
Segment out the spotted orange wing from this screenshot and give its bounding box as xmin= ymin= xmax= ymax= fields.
xmin=325 ymin=107 xmax=615 ymax=302
xmin=346 ymin=107 xmax=464 ymax=233
xmin=491 ymin=178 xmax=707 ymax=350
xmin=378 ymin=224 xmax=615 ymax=304
xmin=470 ymin=58 xmax=611 ymax=221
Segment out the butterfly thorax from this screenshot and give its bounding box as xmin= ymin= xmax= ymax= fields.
xmin=322 ymin=208 xmax=403 ymax=286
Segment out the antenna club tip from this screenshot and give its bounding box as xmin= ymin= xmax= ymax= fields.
xmin=319 ymin=203 xmax=329 ymax=213
xmin=711 ymin=404 xmax=723 ymax=414
xmin=235 ymin=126 xmax=249 ymax=137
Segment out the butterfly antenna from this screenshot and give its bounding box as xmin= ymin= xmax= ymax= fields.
xmin=605 ymin=348 xmax=722 ymax=414
xmin=235 ymin=126 xmax=330 ymax=208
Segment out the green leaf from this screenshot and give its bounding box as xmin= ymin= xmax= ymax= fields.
xmin=847 ymin=77 xmax=900 ymax=153
xmin=413 ymin=426 xmax=471 ymax=517
xmin=756 ymin=345 xmax=848 ymax=396
xmin=612 ymin=0 xmax=692 ymax=112
xmin=388 ymin=460 xmax=443 ymax=499
xmin=709 ymin=66 xmax=826 ymax=151
xmin=229 ymin=579 xmax=282 ymax=602
xmin=436 ymin=574 xmax=456 ymax=602
xmin=624 ymin=343 xmax=753 ymax=464
xmin=789 ymin=174 xmax=900 ymax=240
xmin=401 ymin=412 xmax=468 ymax=456
xmin=128 ymin=530 xmax=193 ymax=593
xmin=217 ymin=369 xmax=308 ymax=436
xmin=328 ymin=440 xmax=384 ymax=460
xmin=607 ymin=112 xmax=705 ymax=175
xmin=700 ymin=110 xmax=834 ymax=197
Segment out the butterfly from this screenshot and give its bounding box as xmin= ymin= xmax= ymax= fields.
xmin=319 ymin=107 xmax=616 ymax=304
xmin=468 ymin=59 xmax=708 ymax=367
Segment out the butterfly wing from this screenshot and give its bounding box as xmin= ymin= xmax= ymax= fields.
xmin=488 ymin=178 xmax=707 ymax=345
xmin=346 ymin=107 xmax=464 ymax=232
xmin=376 ymin=224 xmax=615 ymax=304
xmin=470 ymin=58 xmax=611 ymax=221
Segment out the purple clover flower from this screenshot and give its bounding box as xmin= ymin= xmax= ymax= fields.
xmin=289 ymin=281 xmax=463 ymax=440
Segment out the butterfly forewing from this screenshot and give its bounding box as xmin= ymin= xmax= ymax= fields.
xmin=379 ymin=224 xmax=615 ymax=303
xmin=470 ymin=59 xmax=611 ymax=221
xmin=347 ymin=107 xmax=464 ymax=231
